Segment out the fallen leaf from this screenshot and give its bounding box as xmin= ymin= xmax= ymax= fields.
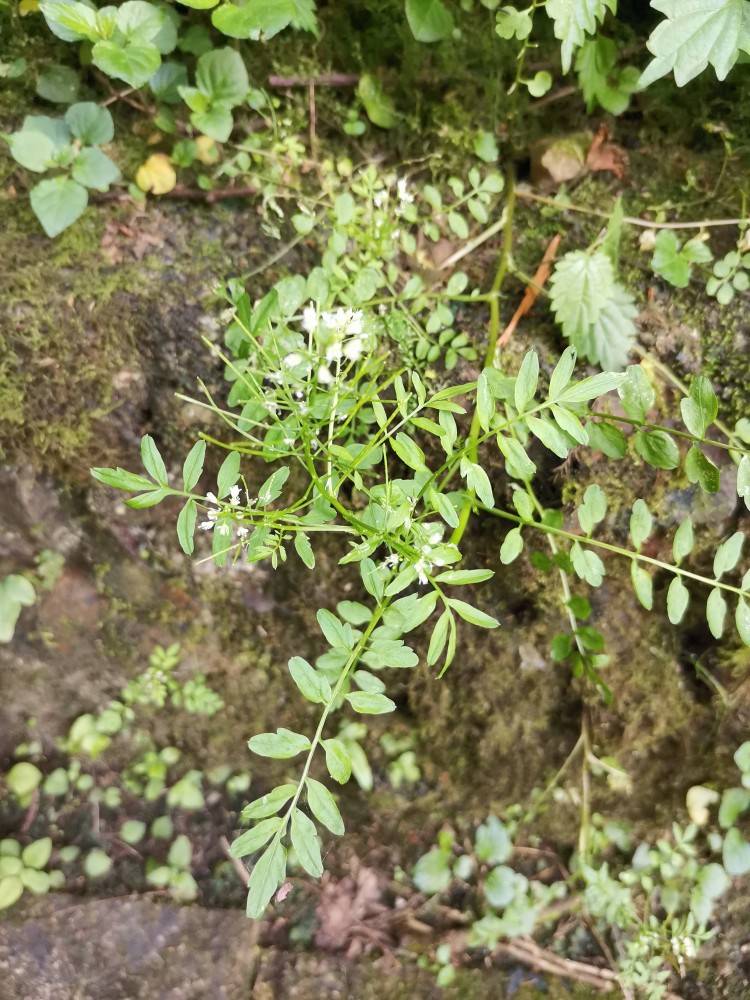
xmin=135 ymin=153 xmax=177 ymax=196
xmin=686 ymin=785 xmax=719 ymax=827
xmin=315 ymin=862 xmax=385 ymax=953
xmin=195 ymin=136 xmax=219 ymax=165
xmin=585 ymin=124 xmax=629 ymax=180
xmin=499 ymin=233 xmax=561 ymax=348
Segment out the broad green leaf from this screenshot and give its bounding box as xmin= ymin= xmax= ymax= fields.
xmin=0 ymin=876 xmax=24 ymax=910
xmin=629 ymin=499 xmax=652 ymax=551
xmin=288 ymin=656 xmax=331 ymax=704
xmin=714 ymin=531 xmax=744 ymax=577
xmin=124 ymin=489 xmax=169 ymax=509
xmin=179 ymin=0 xmax=219 ymax=7
xmin=217 ymin=451 xmax=241 ymax=498
xmin=167 ymin=834 xmax=192 ymax=870
xmin=413 ymin=847 xmax=452 ymax=894
xmin=6 ymin=762 xmax=42 ymax=799
xmin=719 ymin=787 xmax=750 ymax=828
xmin=631 ymin=562 xmax=653 ymax=610
xmin=257 ymin=466 xmax=289 ymax=506
xmin=570 ymin=542 xmax=605 ymax=587
xmin=551 ymin=405 xmax=588 ymax=445
xmin=640 ymin=0 xmax=750 ymax=88
xmin=462 ymin=460 xmax=495 ymax=507
xmin=446 ymin=598 xmax=500 ymax=629
xmin=71 ymin=148 xmax=120 ymax=190
xmin=667 ymin=576 xmax=690 ymax=624
xmin=357 ymin=73 xmax=396 ymax=129
xmin=496 ymin=6 xmax=533 ymax=40
xmin=475 ymin=816 xmax=512 ymax=865
xmin=577 ymin=483 xmax=607 ymax=536
xmin=84 ymin=849 xmax=112 ymax=878
xmin=182 ymin=440 xmax=206 ymax=491
xmin=681 ymin=376 xmax=719 ymax=439
xmin=30 ymin=177 xmax=88 ymax=237
xmin=39 ymin=0 xmax=99 ymax=41
xmin=706 ymin=587 xmax=727 ymax=639
xmin=585 ymin=421 xmax=627 ymax=458
xmin=290 ymin=809 xmax=323 ymax=877
xmin=141 ymin=435 xmax=168 ymax=485
xmin=500 ymin=527 xmax=524 ymax=565
xmin=21 ymin=838 xmax=52 ymax=871
xmin=246 ymin=840 xmax=286 ymax=918
xmin=634 ymin=429 xmax=680 ymax=470
xmin=322 ymin=739 xmax=352 ymax=784
xmin=364 ymin=639 xmax=419 ymax=668
xmin=484 ymin=865 xmax=524 ymax=909
xmin=243 ymin=784 xmax=297 ymax=820
xmin=65 ymin=102 xmax=114 ymax=144
xmin=230 ymin=817 xmax=283 ymax=858
xmin=514 ymin=351 xmax=539 ymax=412
xmin=345 ymin=692 xmax=396 ymax=715
xmin=7 ymin=130 xmax=57 ymax=172
xmin=723 ymin=826 xmax=750 ymax=876
xmin=248 ymin=728 xmax=311 ymax=759
xmin=405 ymin=0 xmax=455 ymax=43
xmin=336 ymin=601 xmax=372 ymax=625
xmin=306 ymin=778 xmax=344 ymax=836
xmin=190 ymin=104 xmax=234 ymax=143
xmin=120 ymin=820 xmax=147 ymax=845
xmin=92 ymin=41 xmax=161 ymax=89
xmin=685 ymin=445 xmax=720 ymax=493
xmin=195 ymin=47 xmax=249 ymax=105
xmin=618 ymin=364 xmax=655 ymax=422
xmin=735 ymin=742 xmax=750 ymax=772
xmin=212 ymin=0 xmax=294 ymax=39
xmin=673 ymin=517 xmax=694 ymax=564
xmin=737 ymin=598 xmax=750 ymax=646
xmin=427 ymin=609 xmax=451 ymax=666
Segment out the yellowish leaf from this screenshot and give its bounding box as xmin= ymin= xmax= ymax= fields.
xmin=20 ymin=0 xmax=40 ymax=14
xmin=195 ymin=136 xmax=219 ymax=165
xmin=686 ymin=785 xmax=719 ymax=827
xmin=135 ymin=153 xmax=177 ymax=196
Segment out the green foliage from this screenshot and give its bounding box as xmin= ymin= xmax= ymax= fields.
xmin=0 ymin=575 xmax=36 ymax=644
xmin=651 ymin=231 xmax=713 ymax=288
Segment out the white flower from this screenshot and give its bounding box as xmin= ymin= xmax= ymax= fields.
xmin=218 ymin=521 xmax=232 ymax=536
xmin=414 ymin=558 xmax=431 ymax=585
xmin=326 ymin=342 xmax=343 ymax=362
xmin=397 ymin=177 xmax=414 ymax=204
xmin=429 ymin=531 xmax=442 ymax=545
xmin=237 ymin=526 xmax=249 ymax=538
xmin=205 ymin=492 xmax=218 ymax=505
xmin=383 ymin=552 xmax=401 ymax=568
xmin=317 ymin=365 xmax=333 ymax=385
xmin=283 ymin=352 xmax=302 ymax=368
xmin=373 ymin=190 xmax=388 ymax=209
xmin=199 ymin=520 xmax=214 ymax=531
xmin=228 ymin=485 xmax=241 ymax=506
xmin=343 ymin=336 xmax=365 ymax=362
xmin=378 ymin=303 xmax=387 ymax=316
xmin=302 ymin=302 xmax=318 ymax=333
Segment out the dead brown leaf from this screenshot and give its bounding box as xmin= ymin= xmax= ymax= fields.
xmin=315 ymin=861 xmax=387 ymax=956
xmin=585 ymin=124 xmax=629 ymax=180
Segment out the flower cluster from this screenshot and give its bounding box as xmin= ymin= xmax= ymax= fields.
xmin=199 ymin=485 xmax=251 ymax=542
xmin=300 ymin=303 xmax=371 ymax=381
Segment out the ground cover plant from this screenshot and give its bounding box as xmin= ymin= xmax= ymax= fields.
xmin=2 ymin=1 xmax=750 ymax=997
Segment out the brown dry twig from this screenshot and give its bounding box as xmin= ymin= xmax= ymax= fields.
xmin=498 ymin=233 xmax=561 ymax=348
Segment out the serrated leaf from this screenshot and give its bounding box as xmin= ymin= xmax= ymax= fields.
xmin=288 ymin=656 xmax=331 ymax=704
xmin=667 ymin=575 xmax=690 ymax=624
xmin=640 ymin=0 xmax=750 ymax=89
xmin=306 ymin=778 xmax=344 ymax=835
xmin=323 ymin=739 xmax=352 ymax=784
xmin=570 ymin=283 xmax=637 ymax=372
xmin=550 ymin=250 xmax=615 ymax=337
xmin=546 ymin=0 xmax=615 ymax=72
